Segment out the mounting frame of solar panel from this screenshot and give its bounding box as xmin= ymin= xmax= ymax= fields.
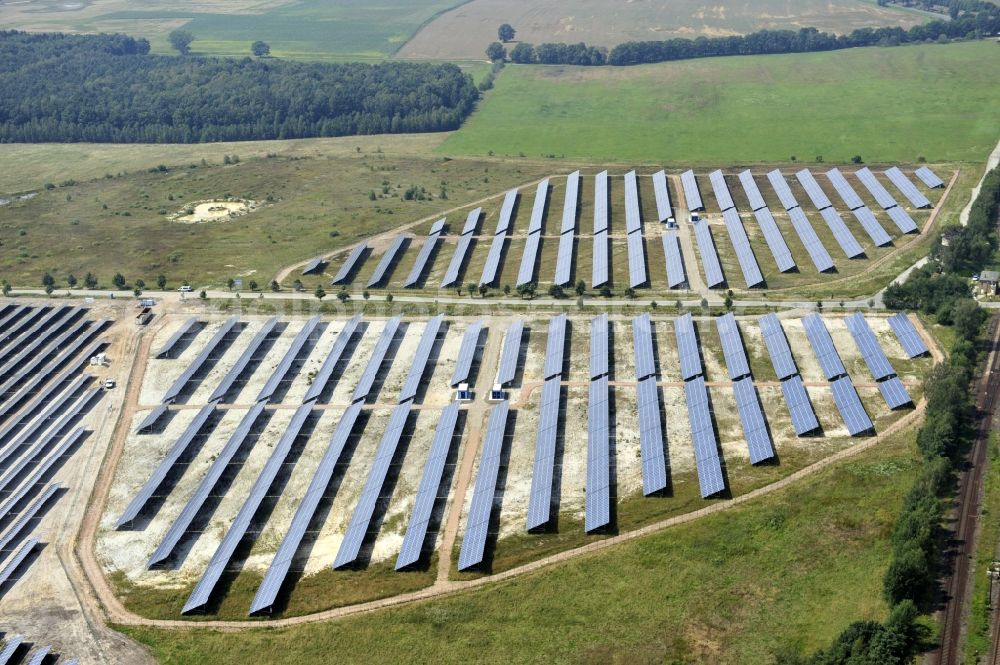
xmin=632 ymin=314 xmax=656 ymax=381
xmin=115 ymin=403 xmax=217 ymax=528
xmin=0 ymin=337 xmax=107 ymax=423
xmin=526 ymin=377 xmax=561 ymax=531
xmin=399 ymin=315 xmax=444 ymax=403
xmin=709 ymin=170 xmax=735 ymax=211
xmin=652 ymin=170 xmax=673 ymax=222
xmin=451 ymin=321 xmax=483 ymax=387
xmin=301 ymin=256 xmax=326 ymax=275
xmin=850 ymin=206 xmax=893 ymax=247
xmin=794 ymin=170 xmax=833 ymax=210
xmin=183 ymin=402 xmax=312 ymax=613
xmin=855 ymin=167 xmax=897 ymax=209
xmin=457 ymin=401 xmax=509 ymax=571
xmin=802 ymin=314 xmax=847 ymax=380
xmin=624 ymin=170 xmax=643 ymax=234
xmin=0 ymin=317 xmax=90 ymax=385
xmin=0 ymin=374 xmax=90 ymax=462
xmin=830 ymin=375 xmax=873 ymax=436
xmin=0 ymin=428 xmax=86 ymax=519
xmin=824 ymin=168 xmax=865 ymax=211
xmin=787 ymin=207 xmax=835 ymax=273
xmin=715 ymin=313 xmax=750 ymax=380
xmin=594 ymin=171 xmax=609 ymax=233
xmin=158 ymin=314 xmax=198 ymax=357
xmin=684 ymin=377 xmax=725 ymax=498
xmin=334 ymin=401 xmax=412 ymax=568
xmin=636 ymin=377 xmax=667 ymax=495
xmin=0 ymin=482 xmax=61 ymax=554
xmin=0 ymin=635 xmax=22 ymax=663
xmin=161 ymin=317 xmax=239 ymax=403
xmin=255 ymin=316 xmax=320 ymax=403
xmin=766 ymin=170 xmax=799 ymax=211
xmin=148 ymin=402 xmax=267 ymax=567
xmin=751 ymin=208 xmax=796 ymax=273
xmin=586 ymin=376 xmax=611 ymax=532
xmin=662 ymin=231 xmax=687 ymax=288
xmin=680 ymin=170 xmax=703 ymax=211
xmin=818 ymin=207 xmax=864 ymax=259
xmin=626 ymin=229 xmax=648 ymax=288
xmin=692 ymin=220 xmax=725 ymax=288
xmin=0 ymin=307 xmax=73 ymax=367
xmin=758 ymin=314 xmax=797 ymax=380
xmin=560 ymin=171 xmax=581 ymax=235
xmin=543 ymin=314 xmax=567 ymax=380
xmin=737 ymin=170 xmax=767 ymax=212
xmin=366 ymin=235 xmax=408 ymax=287
xmin=844 ymin=313 xmax=895 ymax=381
xmin=886 ymin=206 xmax=919 ymax=234
xmin=915 ymin=166 xmax=944 ymax=189
xmin=303 ymin=316 xmax=362 ymax=403
xmin=396 ymin=401 xmax=461 ymax=570
xmin=722 ymin=209 xmax=764 ymax=287
xmin=330 ymin=242 xmax=368 ymax=285
xmin=733 ymin=377 xmax=774 ymax=464
xmin=26 ymin=647 xmax=50 ymax=665
xmin=884 ymin=167 xmax=931 ymax=208
xmin=592 ymin=230 xmax=609 ymax=288
xmin=496 ymin=320 xmax=524 ymax=387
xmin=675 ymin=313 xmax=703 ymax=380
xmin=208 ymin=317 xmax=279 ymax=403
xmin=888 ymin=313 xmax=928 ymax=358
xmin=403 ymin=222 xmax=445 ymax=288
xmin=440 ymin=235 xmax=474 ymax=288
xmin=0 ymin=537 xmax=38 ymax=586
xmin=352 ymin=317 xmax=402 ymax=402
xmin=554 ymin=231 xmax=575 ymax=286
xmin=590 ymin=314 xmax=609 ymax=380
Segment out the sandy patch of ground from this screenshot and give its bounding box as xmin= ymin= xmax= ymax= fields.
xmin=169 ymin=198 xmax=260 ymax=224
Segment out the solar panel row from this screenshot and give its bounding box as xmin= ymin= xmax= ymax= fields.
xmin=461 ymin=207 xmax=482 ymax=236
xmin=0 ymin=428 xmax=86 ymax=520
xmin=496 ymin=320 xmax=524 ymax=387
xmin=684 ymin=377 xmax=725 ymax=498
xmin=752 ymin=208 xmax=797 ymax=273
xmin=626 ymin=229 xmax=648 ymax=288
xmin=854 ymin=167 xmax=897 ymax=209
xmin=802 ymin=313 xmax=847 ymax=380
xmin=632 ymin=314 xmax=656 ymax=381
xmin=758 ymin=314 xmax=797 ymax=380
xmin=352 ymin=317 xmax=402 ymax=402
xmin=722 ymin=209 xmax=764 ymax=288
xmin=156 ymin=317 xmax=200 ymax=359
xmin=160 ymin=317 xmax=239 ymax=404
xmin=624 ymin=170 xmax=642 ymax=234
xmin=692 ymin=220 xmax=725 ymax=288
xmin=403 ymin=220 xmax=445 ymax=288
xmin=330 ymin=243 xmax=368 ymax=285
xmin=636 ymin=376 xmax=668 ymax=496
xmin=884 ymin=167 xmax=931 ymax=209
xmin=824 ymin=168 xmax=865 ymax=211
xmin=208 ymin=317 xmax=279 ymax=403
xmin=255 ymin=316 xmax=321 ymax=403
xmin=496 ymin=188 xmax=519 ymax=235
xmin=819 ymin=207 xmax=864 ymax=259
xmin=543 ymin=315 xmax=567 ymax=380
xmin=738 ymin=170 xmax=768 ymax=212
xmin=715 ymin=313 xmax=750 ymax=380
xmin=879 ymin=376 xmax=913 ymax=410
xmin=590 ymin=314 xmax=609 ymax=380
xmin=662 ymin=231 xmax=687 ymax=288
xmin=675 ymin=313 xmax=703 ymax=381
xmin=526 ymin=377 xmax=561 ymax=530
xmin=398 ymin=315 xmax=444 ymax=403
xmin=592 ymin=230 xmax=609 ymax=288
xmin=451 ymin=321 xmax=483 ymax=387
xmin=915 ymin=166 xmax=945 ymax=189
xmin=479 ymin=231 xmax=507 ymax=286
xmin=781 ymin=375 xmax=821 ymax=436
xmin=302 ymin=316 xmax=361 ymax=403
xmin=886 ymin=206 xmax=919 ymax=234
xmin=594 ymin=171 xmax=609 ymax=234
xmin=457 ymin=401 xmax=509 ymax=571
xmin=440 ymin=235 xmax=474 ymax=288
xmin=517 ymin=233 xmax=542 ymax=287
xmin=733 ymin=377 xmax=775 ymax=464
xmin=887 ymin=313 xmax=928 ymax=358
xmin=844 ymin=313 xmax=895 ymax=381
xmin=586 ymin=376 xmax=611 ymax=532
xmin=652 ymin=170 xmax=673 ymax=222
xmin=830 ymin=376 xmax=874 ymax=436
xmin=794 ymin=170 xmax=833 ymax=210
xmin=301 ymin=256 xmax=326 ymax=275
xmin=709 ymin=170 xmax=735 ymax=211
xmin=788 ymin=207 xmax=835 ymax=273
xmin=554 ymin=231 xmax=575 ymax=286
xmin=366 ymin=235 xmax=407 ymax=287
xmin=766 ymin=170 xmax=799 ymax=211
xmin=561 ymin=171 xmax=581 ymax=235
xmin=527 ymin=179 xmax=549 ymax=234
xmin=681 ymin=170 xmax=704 ymax=211
xmin=850 ymin=206 xmax=893 ymax=247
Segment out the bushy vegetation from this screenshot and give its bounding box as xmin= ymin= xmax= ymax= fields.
xmin=0 ymin=31 xmax=479 ymax=143
xmin=934 ymin=166 xmax=1000 ymax=274
xmin=506 ymin=1 xmax=1000 ymax=67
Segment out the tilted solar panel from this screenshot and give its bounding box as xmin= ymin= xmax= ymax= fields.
xmin=652 ymin=170 xmax=673 ymax=222
xmin=844 ymin=313 xmax=896 ymax=382
xmin=543 ymin=314 xmax=567 ymax=380
xmin=794 ymin=169 xmax=833 ymax=210
xmin=496 ymin=320 xmax=524 ymax=387
xmin=632 ymin=314 xmax=656 ymax=381
xmin=586 ymin=376 xmax=611 ymax=532
xmin=830 ymin=376 xmax=873 ymax=436
xmin=25 ymin=647 xmax=50 ymax=665
xmin=915 ymin=166 xmax=944 ymax=189
xmin=692 ymin=220 xmax=725 ymax=288
xmin=878 ymin=376 xmax=913 ymax=410
xmin=722 ymin=209 xmax=764 ymax=288
xmin=662 ymin=231 xmax=687 ymax=288
xmin=301 ymin=256 xmax=325 ymax=275
xmin=787 ymin=207 xmax=835 ymax=273
xmin=885 ymin=167 xmax=931 ymax=209
xmin=733 ymin=377 xmax=774 ymax=464
xmin=366 ymin=235 xmax=408 ymax=287
xmin=517 ymin=233 xmax=542 ymax=287
xmin=802 ymin=313 xmax=847 ymax=380
xmin=255 ymin=316 xmax=321 ymax=403
xmin=781 ymin=375 xmax=820 ymax=436
xmin=396 ymin=401 xmax=461 ymax=569
xmin=766 ymin=170 xmax=799 ymax=211
xmin=561 ymin=171 xmax=581 ymax=234
xmin=854 ymin=167 xmax=897 ymax=209
xmin=302 ymin=316 xmax=361 ymax=403
xmin=209 ymin=317 xmax=279 ymax=403
xmin=0 ymin=483 xmax=61 ymax=554
xmin=626 ymin=228 xmax=648 ymax=288
xmin=526 ymin=377 xmax=562 ymax=530
xmin=0 ymin=427 xmax=86 ymax=520
xmin=334 ymin=402 xmax=412 ymax=568
xmin=399 ymin=315 xmax=445 ymax=403
xmin=888 ymin=313 xmax=928 ymax=358
xmin=851 ymin=207 xmax=893 ymax=247
xmin=590 ymin=314 xmax=609 ymax=380
xmin=0 ymin=635 xmax=22 ymax=664
xmin=758 ymin=313 xmax=798 ymax=380
xmin=554 ymin=231 xmax=575 ymax=286
xmin=886 ymin=205 xmax=919 ymax=234
xmin=457 ymin=401 xmax=509 ymax=571
xmin=155 ymin=317 xmax=200 ymax=359
xmin=680 ymin=170 xmax=704 ymax=211
xmin=0 ymin=538 xmax=38 ymax=587
xmin=752 ymin=208 xmax=796 ymax=273
xmin=715 ymin=313 xmax=751 ymax=380
xmin=330 ymin=243 xmax=368 ymax=285
xmin=675 ymin=313 xmax=703 ymax=380
xmin=684 ymin=377 xmax=726 ymax=498
xmin=819 ymin=207 xmax=865 ymax=259
xmin=352 ymin=316 xmax=402 ymax=402
xmin=636 ymin=377 xmax=667 ymax=495
xmin=440 ymin=235 xmax=474 ymax=287
xmin=479 ymin=232 xmax=507 ymax=286
xmin=161 ymin=317 xmax=239 ymax=403
xmin=250 ymin=421 xmax=356 ymax=610
xmin=527 ymin=179 xmax=549 ymax=234
xmin=709 ymin=170 xmax=735 ymax=211
xmin=738 ymin=170 xmax=767 ymax=212
xmin=824 ymin=168 xmax=865 ymax=211
xmin=594 ymin=170 xmax=609 ymax=234
xmin=461 ymin=207 xmax=482 ymax=235
xmin=624 ymin=170 xmax=643 ymax=234
xmin=592 ymin=230 xmax=609 ymax=288
xmin=496 ymin=188 xmax=519 ymax=234
xmin=451 ymin=321 xmax=484 ymax=387
xmin=403 ymin=231 xmax=442 ymax=288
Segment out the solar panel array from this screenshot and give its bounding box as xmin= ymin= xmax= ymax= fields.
xmin=352 ymin=317 xmax=402 ymax=402
xmin=759 ymin=314 xmax=820 ymax=435
xmin=885 ymin=167 xmax=931 ymax=208
xmin=302 ymin=316 xmax=361 ymax=403
xmin=886 ymin=206 xmax=919 ymax=234
xmin=561 ymin=171 xmax=581 ymax=234
xmin=888 ymin=313 xmax=928 ymax=358
xmin=440 ymin=208 xmax=483 ymax=287
xmin=845 ymin=313 xmax=912 ymax=409
xmin=481 ymin=191 xmax=519 ymax=286
xmin=330 ymin=242 xmax=368 ymax=285
xmin=675 ymin=313 xmax=703 ymax=381
xmin=398 ymin=315 xmax=444 ymax=403
xmin=543 ymin=315 xmax=567 ymax=380
xmin=586 ymin=376 xmax=611 ymax=532
xmin=788 ymin=207 xmax=835 ymax=272
xmin=738 ymin=170 xmax=767 ymax=212
xmin=396 ymin=401 xmax=461 ymax=569
xmin=915 ymin=166 xmax=944 ymax=188
xmin=830 ymin=376 xmax=874 ymax=435
xmin=662 ymin=231 xmax=687 ymax=288
xmin=366 ymin=235 xmax=407 ymax=287
xmin=635 ymin=370 xmax=667 ymax=496
xmin=255 ymin=316 xmax=320 ymax=403
xmin=692 ymin=220 xmax=725 ymax=288
xmin=403 ymin=219 xmax=446 ymax=288
xmin=554 ymin=173 xmax=580 ymax=286
xmin=496 ymin=320 xmax=524 ymax=386
xmin=752 ymin=207 xmax=796 ymax=273
xmin=801 ymin=314 xmax=873 ymax=435
xmin=819 ymin=208 xmax=864 ymax=259
xmin=496 ymin=188 xmax=519 ymax=234
xmin=517 ymin=179 xmax=549 ymax=286
xmin=590 ymin=314 xmax=609 ymax=380
xmin=685 ymin=377 xmax=725 ymax=497
xmin=824 ymin=168 xmax=865 ymax=210
xmin=766 ymin=170 xmax=799 ymax=211
xmin=652 ymin=170 xmax=673 ymax=222
xmin=715 ymin=313 xmax=750 ymax=380
xmin=879 ymin=377 xmax=913 ymax=410
xmin=594 ymin=171 xmax=609 ymax=233
xmin=624 ymin=171 xmax=642 ymax=233
xmin=526 ymin=377 xmax=561 ymax=530
xmin=733 ymin=377 xmax=775 ymax=464
xmin=461 ymin=207 xmax=482 ymax=235
xmin=802 ymin=313 xmax=847 ymax=380
xmin=850 ymin=206 xmax=893 ymax=246
xmin=794 ymin=169 xmax=833 ymax=210
xmin=633 ymin=314 xmax=657 ymax=380
xmin=161 ymin=317 xmax=239 ymax=404
xmin=451 ymin=321 xmax=483 ymax=387
xmin=722 ymin=209 xmax=764 ymax=288
xmin=209 ymin=317 xmax=279 ymax=403
xmin=554 ymin=231 xmax=575 ymax=286
xmin=334 ymin=402 xmax=412 ymax=568
xmin=709 ymin=170 xmax=735 ymax=211
xmin=458 ymin=400 xmax=509 ymax=571
xmin=681 ymin=170 xmax=704 ymax=211
xmin=626 ymin=230 xmax=648 ymax=288
xmin=592 ymin=229 xmax=609 ymax=288
xmin=155 ymin=317 xmax=200 ymax=359
xmin=854 ymin=167 xmax=897 ymax=209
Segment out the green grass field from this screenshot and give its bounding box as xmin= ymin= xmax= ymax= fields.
xmin=120 ymin=424 xmax=920 ymax=664
xmin=440 ymin=41 xmax=1000 ymax=165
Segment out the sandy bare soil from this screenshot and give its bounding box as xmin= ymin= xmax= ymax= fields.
xmin=170 ymin=199 xmax=260 ymax=224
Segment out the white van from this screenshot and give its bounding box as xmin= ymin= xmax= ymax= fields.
xmin=178 ymin=285 xmax=193 ymax=292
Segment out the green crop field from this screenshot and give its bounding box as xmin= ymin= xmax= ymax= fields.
xmin=120 ymin=424 xmax=921 ymax=665
xmin=441 ymin=41 xmax=1000 ymax=165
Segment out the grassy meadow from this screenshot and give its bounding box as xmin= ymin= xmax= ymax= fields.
xmin=441 ymin=41 xmax=1000 ymax=165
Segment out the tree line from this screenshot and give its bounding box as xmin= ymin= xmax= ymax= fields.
xmin=490 ymin=1 xmax=999 ymax=67
xmin=0 ymin=31 xmax=479 ymax=143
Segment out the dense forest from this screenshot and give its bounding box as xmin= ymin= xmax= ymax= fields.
xmin=0 ymin=31 xmax=479 ymax=143
xmin=505 ymin=0 xmax=1000 ymax=66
